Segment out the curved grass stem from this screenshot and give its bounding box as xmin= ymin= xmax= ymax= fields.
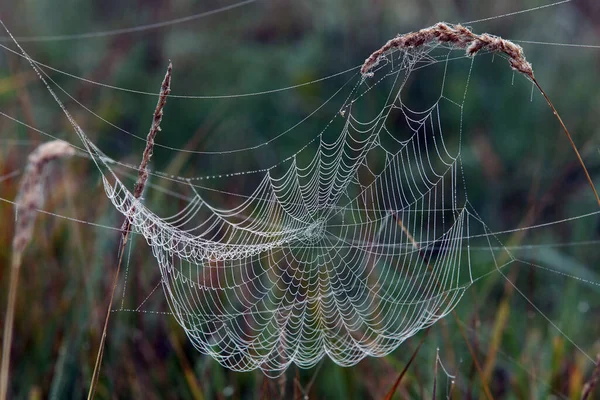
xmin=532 ymin=78 xmax=600 ymax=208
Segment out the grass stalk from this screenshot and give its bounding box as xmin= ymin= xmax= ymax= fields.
xmin=532 ymin=78 xmax=600 ymax=207
xmin=582 ymin=355 xmax=600 ymax=400
xmin=0 ymin=255 xmax=22 ymax=400
xmin=87 ymin=62 xmax=172 ymax=400
xmin=432 ymin=349 xmax=438 ymax=400
xmin=367 ymin=23 xmax=600 ymax=398
xmin=383 ymin=329 xmax=430 ymax=400
xmin=1 ymin=141 xmax=74 ymax=400
xmin=393 ymin=214 xmax=494 ymax=399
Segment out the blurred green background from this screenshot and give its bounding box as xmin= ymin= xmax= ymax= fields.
xmin=1 ymin=0 xmax=600 ymax=398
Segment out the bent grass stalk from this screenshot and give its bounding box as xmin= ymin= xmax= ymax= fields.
xmin=0 ymin=140 xmax=75 ymax=400
xmin=362 ymin=22 xmax=600 ymax=208
xmin=87 ymin=62 xmax=172 ymax=400
xmin=368 ymin=24 xmax=599 ymax=397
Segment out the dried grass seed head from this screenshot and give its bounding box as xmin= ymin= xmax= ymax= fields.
xmin=361 ymin=22 xmax=533 ymax=78
xmin=12 ymin=140 xmax=75 ymax=257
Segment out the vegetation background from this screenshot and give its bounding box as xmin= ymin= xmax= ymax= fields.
xmin=1 ymin=0 xmax=600 ymax=398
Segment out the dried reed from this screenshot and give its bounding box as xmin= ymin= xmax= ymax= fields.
xmin=392 ymin=214 xmax=494 ymax=400
xmin=383 ymin=328 xmax=430 ymax=400
xmin=87 ymin=62 xmax=172 ymax=400
xmin=362 ymin=22 xmax=600 ymax=208
xmin=1 ymin=140 xmax=75 ymax=400
xmin=582 ymin=355 xmax=600 ymax=400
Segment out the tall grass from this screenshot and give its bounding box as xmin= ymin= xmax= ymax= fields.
xmin=1 ymin=141 xmax=74 ymax=400
xmin=87 ymin=62 xmax=172 ymax=400
xmin=0 ymin=3 xmax=599 ymax=398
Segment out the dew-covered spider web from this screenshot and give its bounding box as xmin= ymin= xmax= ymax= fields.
xmin=3 ymin=15 xmax=598 ymax=381
xmin=92 ymin=39 xmax=512 ymax=376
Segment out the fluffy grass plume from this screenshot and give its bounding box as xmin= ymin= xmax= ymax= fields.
xmin=1 ymin=140 xmax=74 ymax=400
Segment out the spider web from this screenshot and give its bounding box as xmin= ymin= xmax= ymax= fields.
xmin=8 ymin=16 xmax=595 ymax=380
xmin=2 ymin=0 xmax=600 ymax=397
xmin=91 ymin=42 xmax=514 ymax=376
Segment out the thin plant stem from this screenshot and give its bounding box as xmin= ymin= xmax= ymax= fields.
xmin=432 ymin=350 xmax=438 ymax=400
xmin=383 ymin=328 xmax=430 ymax=400
xmin=0 ymin=140 xmax=74 ymax=400
xmin=0 ymin=255 xmax=22 ymax=400
xmin=532 ymin=78 xmax=600 ymax=208
xmin=393 ymin=215 xmax=494 ymax=400
xmin=87 ymin=238 xmax=128 ymax=400
xmin=453 ymin=311 xmax=494 ymax=400
xmin=87 ymin=62 xmax=172 ymax=400
xmin=582 ymin=355 xmax=600 ymax=400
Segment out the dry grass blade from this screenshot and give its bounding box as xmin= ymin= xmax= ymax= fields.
xmin=452 ymin=311 xmax=493 ymax=400
xmin=383 ymin=328 xmax=430 ymax=400
xmin=531 ymin=79 xmax=600 ymax=207
xmin=582 ymin=355 xmax=600 ymax=400
xmin=87 ymin=62 xmax=172 ymax=400
xmin=1 ymin=140 xmax=75 ymax=400
xmin=168 ymin=331 xmax=204 ymax=400
xmin=363 ymin=22 xmax=600 ymax=208
xmin=261 ymin=376 xmax=271 ymax=400
xmin=393 ymin=214 xmax=493 ymax=400
xmin=432 ymin=350 xmax=438 ymax=400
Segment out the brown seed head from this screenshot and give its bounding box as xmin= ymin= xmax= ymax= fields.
xmin=12 ymin=140 xmax=75 ymax=258
xmin=361 ymin=22 xmax=533 ymax=79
